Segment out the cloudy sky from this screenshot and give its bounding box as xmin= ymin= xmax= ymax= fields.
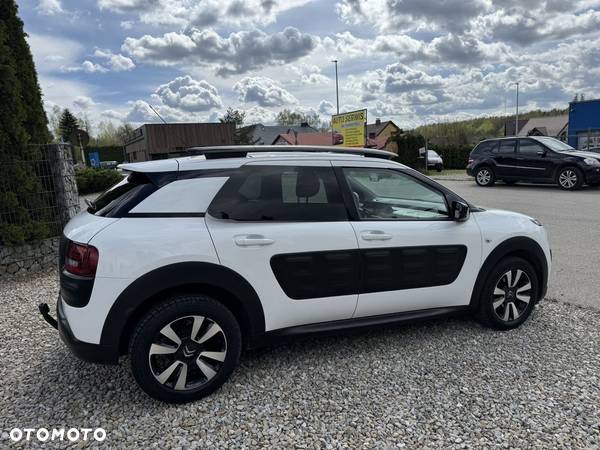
xmin=19 ymin=0 xmax=600 ymax=130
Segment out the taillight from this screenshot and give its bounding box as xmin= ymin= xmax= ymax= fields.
xmin=64 ymin=241 xmax=99 ymax=277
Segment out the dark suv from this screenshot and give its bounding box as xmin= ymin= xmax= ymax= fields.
xmin=466 ymin=136 xmax=600 ymax=190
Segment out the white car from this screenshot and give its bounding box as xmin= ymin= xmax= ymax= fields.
xmin=40 ymin=146 xmax=551 ymax=403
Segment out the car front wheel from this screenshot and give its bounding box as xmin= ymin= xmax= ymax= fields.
xmin=476 ymin=257 xmax=538 ymax=330
xmin=475 ymin=166 xmax=495 ymax=186
xmin=129 ymin=295 xmax=242 ymax=403
xmin=557 ymin=167 xmax=583 ymax=190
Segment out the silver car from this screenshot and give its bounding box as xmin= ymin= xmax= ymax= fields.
xmin=427 ymin=150 xmax=444 ymax=172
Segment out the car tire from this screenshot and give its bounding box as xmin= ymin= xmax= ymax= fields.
xmin=475 ymin=166 xmax=495 ymax=186
xmin=476 ymin=257 xmax=538 ymax=330
xmin=435 ymin=164 xmax=443 ymax=172
xmin=557 ymin=166 xmax=583 ymax=190
xmin=129 ymin=294 xmax=242 ymax=403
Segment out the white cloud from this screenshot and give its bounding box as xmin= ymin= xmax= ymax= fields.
xmin=234 ymin=77 xmax=298 ymax=107
xmin=318 ymin=100 xmax=334 ymax=114
xmin=122 ymin=27 xmax=317 ymax=75
xmin=243 ymin=106 xmax=279 ymax=125
xmin=26 ymin=33 xmax=84 ymax=74
xmin=93 ymin=49 xmax=135 ymax=71
xmin=120 ymin=20 xmax=135 ymax=30
xmin=37 ymin=0 xmax=63 ymax=15
xmin=155 ymin=75 xmax=222 ymax=112
xmin=73 ymin=96 xmax=96 ymax=110
xmin=98 ymin=0 xmax=313 ymax=28
xmin=290 ymin=64 xmax=331 ymax=85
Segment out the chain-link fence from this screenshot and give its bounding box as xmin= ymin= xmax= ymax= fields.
xmin=0 ymin=144 xmax=80 ymax=276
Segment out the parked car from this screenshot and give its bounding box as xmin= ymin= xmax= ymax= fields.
xmin=40 ymin=146 xmax=551 ymax=403
xmin=585 ymin=147 xmax=600 ymax=155
xmin=427 ymin=150 xmax=444 ymax=172
xmin=466 ymin=136 xmax=600 ymax=190
xmin=99 ymin=160 xmax=118 ymax=169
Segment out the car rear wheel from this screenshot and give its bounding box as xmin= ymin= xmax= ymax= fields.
xmin=475 ymin=166 xmax=495 ymax=186
xmin=435 ymin=163 xmax=443 ymax=172
xmin=476 ymin=257 xmax=538 ymax=330
xmin=557 ymin=167 xmax=583 ymax=190
xmin=129 ymin=295 xmax=241 ymax=403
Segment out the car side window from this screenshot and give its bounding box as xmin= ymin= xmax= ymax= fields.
xmin=342 ymin=168 xmax=448 ymax=220
xmin=496 ymin=140 xmax=516 ymax=154
xmin=519 ymin=139 xmax=545 ymax=156
xmin=473 ymin=140 xmax=498 ymax=154
xmin=208 ymin=165 xmax=347 ymax=221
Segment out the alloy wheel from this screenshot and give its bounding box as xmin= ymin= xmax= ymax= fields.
xmin=477 ymin=169 xmax=491 ymax=185
xmin=148 ymin=315 xmax=227 ymax=391
xmin=558 ymin=170 xmax=577 ymax=189
xmin=492 ymin=269 xmax=532 ymax=322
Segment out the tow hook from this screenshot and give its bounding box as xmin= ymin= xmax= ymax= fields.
xmin=39 ymin=303 xmax=58 ymax=330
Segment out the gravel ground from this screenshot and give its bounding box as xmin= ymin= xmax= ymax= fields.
xmin=1 ymin=272 xmax=599 ymax=449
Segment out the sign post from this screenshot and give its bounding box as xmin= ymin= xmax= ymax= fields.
xmin=331 ymin=109 xmax=367 ymax=147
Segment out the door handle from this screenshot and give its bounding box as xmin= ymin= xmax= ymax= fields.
xmin=234 ymin=235 xmax=275 ymax=246
xmin=360 ymin=230 xmax=393 ymax=241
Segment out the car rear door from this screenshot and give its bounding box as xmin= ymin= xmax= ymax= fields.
xmin=494 ymin=139 xmax=518 ymax=177
xmin=332 ymin=160 xmax=482 ymax=317
xmin=205 ymin=160 xmax=359 ymax=332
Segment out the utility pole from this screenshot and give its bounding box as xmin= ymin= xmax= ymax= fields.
xmin=515 ymin=82 xmax=519 ymax=136
xmin=332 ymin=59 xmax=339 ymax=114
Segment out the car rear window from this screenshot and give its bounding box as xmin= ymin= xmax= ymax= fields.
xmin=471 ymin=140 xmax=498 ymax=155
xmin=90 ymin=172 xmax=158 ymax=217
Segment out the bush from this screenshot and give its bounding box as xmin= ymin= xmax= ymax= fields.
xmin=391 ymin=132 xmax=425 ymax=169
xmin=76 ymin=168 xmax=123 ymax=195
xmin=430 ymin=144 xmax=473 ymax=170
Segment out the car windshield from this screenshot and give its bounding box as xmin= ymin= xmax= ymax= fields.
xmin=535 ymin=137 xmax=576 ymax=152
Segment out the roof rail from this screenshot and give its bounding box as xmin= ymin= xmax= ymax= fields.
xmin=185 ymin=145 xmax=395 ymax=160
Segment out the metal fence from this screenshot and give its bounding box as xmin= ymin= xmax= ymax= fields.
xmin=0 ymin=144 xmax=80 ymax=275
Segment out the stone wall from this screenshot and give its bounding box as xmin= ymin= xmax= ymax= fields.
xmin=0 ymin=144 xmax=79 ymax=279
xmin=0 ymin=237 xmax=59 ymax=277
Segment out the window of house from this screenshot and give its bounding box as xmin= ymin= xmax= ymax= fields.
xmin=208 ymin=165 xmax=347 ymax=221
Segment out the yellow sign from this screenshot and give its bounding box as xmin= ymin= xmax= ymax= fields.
xmin=331 ymin=109 xmax=367 ymax=147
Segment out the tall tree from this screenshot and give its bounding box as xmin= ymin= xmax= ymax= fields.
xmin=219 ymin=107 xmax=245 ymax=126
xmin=0 ymin=0 xmax=52 ymax=245
xmin=59 ymin=109 xmax=79 ymax=143
xmin=0 ymin=0 xmax=49 ymax=144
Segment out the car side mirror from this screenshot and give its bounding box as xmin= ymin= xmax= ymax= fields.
xmin=537 ymin=150 xmax=547 ymax=157
xmin=452 ymin=201 xmax=470 ymax=222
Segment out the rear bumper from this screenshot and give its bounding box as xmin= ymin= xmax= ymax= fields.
xmin=56 ymin=297 xmax=119 ymax=365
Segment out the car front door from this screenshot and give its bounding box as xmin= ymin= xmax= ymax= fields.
xmin=205 ymin=161 xmax=359 ymax=332
xmin=515 ymin=138 xmax=556 ymax=180
xmin=333 ymin=161 xmax=482 ymax=317
xmin=494 ymin=139 xmax=518 ymax=178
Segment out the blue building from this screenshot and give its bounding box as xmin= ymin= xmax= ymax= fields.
xmin=568 ymin=98 xmax=600 ymax=150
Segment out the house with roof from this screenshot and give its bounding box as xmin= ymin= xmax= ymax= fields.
xmin=273 ymin=132 xmax=339 ymax=146
xmin=517 ymin=115 xmax=568 ymax=140
xmin=240 ymin=122 xmax=318 ymax=145
xmin=366 ymin=119 xmax=401 ymax=153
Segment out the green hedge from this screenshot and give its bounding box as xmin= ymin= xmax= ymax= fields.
xmin=75 ymin=168 xmax=123 ymax=195
xmin=429 ymin=144 xmax=473 ymax=170
xmin=392 ymin=133 xmax=425 ymax=169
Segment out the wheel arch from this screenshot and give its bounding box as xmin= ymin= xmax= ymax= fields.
xmin=469 ymin=236 xmax=548 ymax=309
xmin=100 ymin=262 xmax=266 ymax=355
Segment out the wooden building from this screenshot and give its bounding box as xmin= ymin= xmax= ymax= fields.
xmin=125 ymin=123 xmax=235 ymax=162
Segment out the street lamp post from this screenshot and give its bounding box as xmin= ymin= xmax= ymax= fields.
xmin=332 ymin=59 xmax=339 ymax=114
xmin=515 ymin=82 xmax=519 ymax=136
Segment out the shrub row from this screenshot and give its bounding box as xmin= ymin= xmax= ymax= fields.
xmin=75 ymin=168 xmax=123 ymax=195
xmin=430 ymin=144 xmax=473 ymax=170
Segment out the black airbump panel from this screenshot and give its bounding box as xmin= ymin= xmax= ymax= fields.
xmin=270 ymin=245 xmax=467 ymax=300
